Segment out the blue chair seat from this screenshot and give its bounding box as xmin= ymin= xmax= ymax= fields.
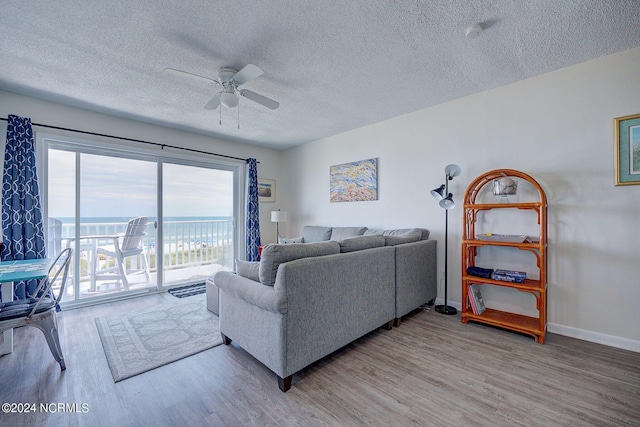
xmin=0 ymin=297 xmax=56 ymax=320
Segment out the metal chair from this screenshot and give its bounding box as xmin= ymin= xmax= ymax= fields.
xmin=0 ymin=248 xmax=73 ymax=370
xmin=94 ymin=216 xmax=151 ymax=291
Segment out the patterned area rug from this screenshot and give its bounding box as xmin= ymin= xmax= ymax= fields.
xmin=168 ymin=282 xmax=206 ymax=298
xmin=95 ymin=295 xmax=221 ymax=382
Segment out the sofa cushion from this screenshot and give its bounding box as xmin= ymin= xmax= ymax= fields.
xmin=278 ymin=236 xmax=304 ymax=244
xmin=259 ymin=241 xmax=341 ymax=286
xmin=365 ymin=227 xmax=430 ymax=240
xmin=330 ymin=226 xmax=367 ymax=240
xmin=337 ymin=235 xmax=385 ymax=252
xmin=301 ymin=226 xmax=332 ymax=242
xmin=235 ymin=259 xmax=260 ymax=282
xmin=384 ymin=232 xmax=421 ymax=246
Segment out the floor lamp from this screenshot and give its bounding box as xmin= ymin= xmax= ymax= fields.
xmin=430 ymin=164 xmax=462 ymax=315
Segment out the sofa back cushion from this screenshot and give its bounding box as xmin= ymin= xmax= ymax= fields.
xmin=235 ymin=259 xmax=261 ymax=282
xmin=337 ymin=235 xmax=385 ymax=252
xmin=301 ymin=226 xmax=333 ymax=242
xmin=384 ymin=232 xmax=421 ymax=246
xmin=365 ymin=227 xmax=430 ymax=240
xmin=330 ymin=226 xmax=367 ymax=240
xmin=259 ymin=240 xmax=340 ymax=286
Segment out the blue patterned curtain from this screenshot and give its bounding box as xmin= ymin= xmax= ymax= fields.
xmin=245 ymin=158 xmax=261 ymax=261
xmin=1 ymin=114 xmax=47 ymax=300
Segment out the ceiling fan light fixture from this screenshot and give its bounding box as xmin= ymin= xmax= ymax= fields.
xmin=465 ymin=23 xmax=483 ymax=39
xmin=220 ymin=91 xmax=239 ymax=108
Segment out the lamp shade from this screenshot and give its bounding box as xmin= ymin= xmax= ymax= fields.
xmin=439 ymin=193 xmax=456 ymax=210
xmin=430 ymin=184 xmax=445 ymax=200
xmin=271 ymin=211 xmax=288 ymax=222
xmin=444 ymin=164 xmax=462 ymax=179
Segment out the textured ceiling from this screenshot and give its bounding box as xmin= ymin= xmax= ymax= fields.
xmin=1 ymin=1 xmax=639 ymax=150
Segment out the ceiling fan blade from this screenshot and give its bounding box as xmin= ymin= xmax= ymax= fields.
xmin=204 ymin=93 xmax=221 ymax=110
xmin=164 ymin=68 xmax=220 ymax=85
xmin=232 ymin=64 xmax=263 ymax=86
xmin=239 ymin=89 xmax=279 ymax=110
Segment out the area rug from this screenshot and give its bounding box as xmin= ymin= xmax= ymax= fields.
xmin=168 ymin=282 xmax=206 ymax=298
xmin=95 ymin=295 xmax=222 ymax=382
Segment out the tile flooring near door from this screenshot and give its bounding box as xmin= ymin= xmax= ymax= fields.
xmin=0 ymin=294 xmax=638 ymax=426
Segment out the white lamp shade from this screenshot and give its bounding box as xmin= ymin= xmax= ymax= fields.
xmin=271 ymin=211 xmax=288 ymax=222
xmin=444 ymin=164 xmax=462 ymax=179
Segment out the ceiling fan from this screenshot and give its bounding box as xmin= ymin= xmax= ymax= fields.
xmin=164 ymin=64 xmax=279 ymax=111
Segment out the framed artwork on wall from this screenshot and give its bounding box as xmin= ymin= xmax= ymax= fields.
xmin=330 ymin=158 xmax=378 ymax=202
xmin=258 ymin=179 xmax=276 ymax=202
xmin=614 ymin=113 xmax=640 ymax=186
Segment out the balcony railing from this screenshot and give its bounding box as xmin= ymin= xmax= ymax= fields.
xmin=52 ymin=218 xmax=234 ymax=298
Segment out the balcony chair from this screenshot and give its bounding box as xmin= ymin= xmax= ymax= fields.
xmin=0 ymin=247 xmax=73 ymax=371
xmin=93 ymin=216 xmax=151 ymax=291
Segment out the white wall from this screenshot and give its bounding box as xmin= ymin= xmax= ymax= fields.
xmin=283 ymin=47 xmax=640 ymax=351
xmin=0 ymin=90 xmax=286 ymax=247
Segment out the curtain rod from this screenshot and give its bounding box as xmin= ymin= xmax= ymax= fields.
xmin=0 ymin=116 xmax=257 ymax=163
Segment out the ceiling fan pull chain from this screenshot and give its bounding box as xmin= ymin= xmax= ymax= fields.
xmin=219 ymin=104 xmax=222 ymax=126
xmin=238 ymin=102 xmax=241 ymax=129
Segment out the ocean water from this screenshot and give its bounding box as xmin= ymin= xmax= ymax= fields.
xmin=53 ymin=216 xmax=233 ymax=247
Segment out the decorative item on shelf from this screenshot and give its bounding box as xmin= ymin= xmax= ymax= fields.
xmin=271 ymin=209 xmax=288 ymax=242
xmin=492 ymin=176 xmax=518 ymax=202
xmin=430 ymin=163 xmax=462 ymax=315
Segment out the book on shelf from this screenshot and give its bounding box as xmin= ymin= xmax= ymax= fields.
xmin=467 ymin=289 xmax=478 ymax=315
xmin=468 ymin=284 xmax=486 ymax=315
xmin=467 ymin=266 xmax=527 ymax=283
xmin=491 ymin=269 xmax=527 ymax=283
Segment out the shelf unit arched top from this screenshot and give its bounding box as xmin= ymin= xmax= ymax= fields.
xmin=463 ymin=169 xmax=547 ymax=206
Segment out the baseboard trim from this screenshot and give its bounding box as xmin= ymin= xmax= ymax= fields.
xmin=548 ymin=323 xmax=640 ymax=353
xmin=435 ymin=298 xmax=640 ymax=353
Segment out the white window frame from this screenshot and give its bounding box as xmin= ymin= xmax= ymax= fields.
xmin=36 ymin=131 xmax=244 ymax=306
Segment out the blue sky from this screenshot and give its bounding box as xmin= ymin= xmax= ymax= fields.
xmin=47 ymin=150 xmax=233 ymax=218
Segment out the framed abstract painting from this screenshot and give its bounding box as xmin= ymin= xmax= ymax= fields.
xmin=330 ymin=158 xmax=378 ymax=202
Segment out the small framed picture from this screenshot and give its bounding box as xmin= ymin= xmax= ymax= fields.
xmin=258 ymin=179 xmax=276 ymax=202
xmin=614 ymin=113 xmax=640 ymax=186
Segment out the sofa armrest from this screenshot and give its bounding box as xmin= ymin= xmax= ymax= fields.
xmin=213 ymin=271 xmax=287 ymax=314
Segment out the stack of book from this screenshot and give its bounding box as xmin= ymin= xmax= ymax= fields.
xmin=467 ymin=284 xmax=486 ymax=315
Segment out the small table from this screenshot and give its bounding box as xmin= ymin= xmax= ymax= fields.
xmin=0 ymin=258 xmax=50 ymax=355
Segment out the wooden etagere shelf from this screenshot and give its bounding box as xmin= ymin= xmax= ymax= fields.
xmin=461 ymin=169 xmax=548 ymax=343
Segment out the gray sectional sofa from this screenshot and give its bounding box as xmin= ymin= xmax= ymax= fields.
xmin=212 ymin=225 xmax=436 ymax=391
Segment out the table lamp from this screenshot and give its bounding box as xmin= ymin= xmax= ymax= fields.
xmin=271 ymin=209 xmax=288 ymax=242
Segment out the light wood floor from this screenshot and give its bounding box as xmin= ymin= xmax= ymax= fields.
xmin=1 ymin=293 xmax=638 ymax=427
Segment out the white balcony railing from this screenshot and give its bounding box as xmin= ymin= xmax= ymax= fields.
xmin=52 ymin=218 xmax=234 ymax=298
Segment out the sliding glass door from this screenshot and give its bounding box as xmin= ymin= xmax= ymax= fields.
xmin=47 ymin=148 xmax=157 ymax=300
xmin=161 ymin=163 xmax=235 ymax=286
xmin=42 ymin=135 xmax=240 ymax=305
